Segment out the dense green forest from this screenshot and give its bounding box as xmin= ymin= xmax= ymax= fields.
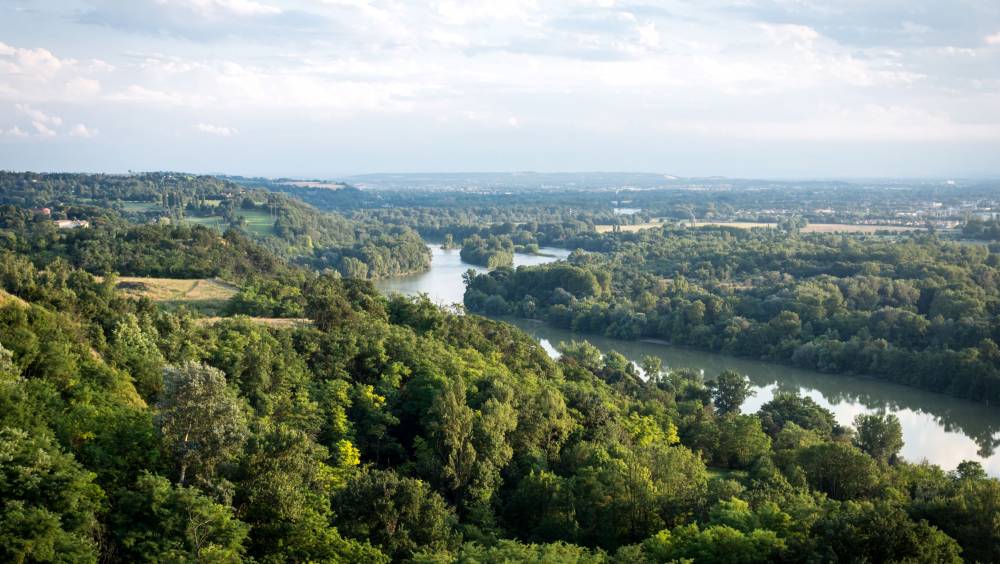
xmin=0 ymin=172 xmax=430 ymax=280
xmin=465 ymin=226 xmax=1000 ymax=405
xmin=0 ymin=182 xmax=999 ymax=563
xmin=962 ymin=217 xmax=1000 ymax=240
xmin=2 ymin=171 xmax=1000 ymax=563
xmin=459 ymin=235 xmax=515 ymax=268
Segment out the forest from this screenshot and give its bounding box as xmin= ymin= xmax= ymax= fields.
xmin=459 ymin=235 xmax=515 ymax=268
xmin=465 ymin=225 xmax=1000 ymax=405
xmin=0 ymin=172 xmax=430 ymax=280
xmin=1 ymin=172 xmax=1000 ymax=563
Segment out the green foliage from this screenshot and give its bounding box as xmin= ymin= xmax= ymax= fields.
xmin=709 ymin=371 xmax=755 ymax=415
xmin=111 ymin=472 xmax=248 ymax=562
xmin=0 ymin=427 xmax=104 ymax=563
xmin=459 ymin=235 xmax=515 ymax=268
xmin=333 ymin=467 xmax=460 ymax=559
xmin=853 ymin=412 xmax=904 ymax=464
xmin=464 ymin=226 xmax=1000 ymax=405
xmin=0 ymin=186 xmax=994 ymax=563
xmin=156 ymin=362 xmax=249 ymax=489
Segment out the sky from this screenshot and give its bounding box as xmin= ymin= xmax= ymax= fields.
xmin=1 ymin=0 xmax=1000 ymax=178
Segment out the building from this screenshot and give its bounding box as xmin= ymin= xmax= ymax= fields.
xmin=54 ymin=219 xmax=90 ymax=229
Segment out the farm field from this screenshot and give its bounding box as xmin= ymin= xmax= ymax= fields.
xmin=121 ymin=201 xmax=163 ymax=213
xmin=196 ymin=316 xmax=312 ymax=328
xmin=595 ymin=220 xmax=666 ymax=233
xmin=801 ymin=223 xmax=926 ymax=233
xmin=238 ymin=209 xmax=277 ymax=235
xmin=183 ymin=215 xmax=227 ymax=230
xmin=181 ymin=210 xmax=275 ymax=236
xmin=111 ymin=276 xmax=238 ymax=314
xmin=687 ymin=221 xmax=931 ymax=233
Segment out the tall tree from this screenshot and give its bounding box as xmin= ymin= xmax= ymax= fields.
xmin=156 ymin=362 xmax=249 ymax=489
xmin=709 ymin=371 xmax=755 ymax=415
xmin=852 ymin=413 xmax=904 ymax=464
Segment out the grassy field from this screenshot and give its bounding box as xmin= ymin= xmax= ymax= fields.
xmin=184 ymin=215 xmax=227 ymax=230
xmin=595 ymin=220 xmax=666 ymax=233
xmin=196 ymin=317 xmax=312 ymax=329
xmin=801 ymin=223 xmax=926 ymax=233
xmin=687 ymin=221 xmax=929 ymax=233
xmin=182 ymin=210 xmax=275 ymax=236
xmin=596 ymin=220 xmax=933 ymax=235
xmin=121 ymin=201 xmax=163 ymax=213
xmin=238 ymin=210 xmax=277 ymax=236
xmin=113 ymin=276 xmax=238 ymax=314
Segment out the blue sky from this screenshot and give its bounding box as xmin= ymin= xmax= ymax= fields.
xmin=1 ymin=0 xmax=999 ymax=178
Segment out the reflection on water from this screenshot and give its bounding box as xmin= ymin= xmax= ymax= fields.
xmin=376 ymin=244 xmax=1000 ymax=475
xmin=376 ymin=244 xmax=571 ymax=306
xmin=509 ymin=318 xmax=1000 ymax=475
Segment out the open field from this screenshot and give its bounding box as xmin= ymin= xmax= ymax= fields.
xmin=687 ymin=221 xmax=930 ymax=233
xmin=801 ymin=223 xmax=926 ymax=233
xmin=196 ymin=316 xmax=312 ymax=329
xmin=283 ymin=181 xmax=347 ymax=190
xmin=112 ymin=276 xmax=238 ymax=313
xmin=687 ymin=221 xmax=774 ymax=230
xmin=182 ymin=210 xmax=275 ymax=235
xmin=238 ymin=210 xmax=277 ymax=235
xmin=595 ymin=220 xmax=666 ymax=233
xmin=184 ymin=215 xmax=227 ymax=230
xmin=121 ymin=201 xmax=163 ymax=213
xmin=597 ymin=220 xmax=936 ymax=235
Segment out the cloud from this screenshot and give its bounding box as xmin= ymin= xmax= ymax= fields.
xmin=32 ymin=121 xmax=57 ymax=137
xmin=0 ymin=42 xmax=110 ymax=104
xmin=69 ymin=124 xmax=99 ymax=138
xmin=3 ymin=1 xmax=1000 ymax=174
xmin=3 ymin=126 xmax=28 ymax=138
xmin=195 ymin=123 xmax=238 ymax=136
xmin=660 ymin=104 xmax=1000 ymax=142
xmin=16 ymin=104 xmax=62 ymax=126
xmin=78 ymin=0 xmax=321 ymax=41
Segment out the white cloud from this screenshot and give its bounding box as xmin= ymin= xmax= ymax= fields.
xmin=661 ymin=104 xmax=1000 ymax=142
xmin=32 ymin=121 xmax=57 ymax=137
xmin=636 ymin=22 xmax=661 ymax=49
xmin=65 ymin=78 xmax=102 ymax=97
xmin=69 ymin=124 xmax=99 ymax=138
xmin=3 ymin=126 xmax=28 ymax=138
xmin=16 ymin=104 xmax=62 ymax=126
xmin=195 ymin=123 xmax=238 ymax=136
xmin=3 ymin=3 xmax=1000 ymax=173
xmin=109 ymin=85 xmax=193 ymax=106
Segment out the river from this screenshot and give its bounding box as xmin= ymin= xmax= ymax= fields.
xmin=377 ymin=244 xmax=1000 ymax=475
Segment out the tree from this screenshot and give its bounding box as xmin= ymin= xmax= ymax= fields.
xmin=709 ymin=371 xmax=755 ymax=415
xmin=715 ymin=415 xmax=771 ymax=469
xmin=110 ymin=313 xmax=165 ymax=401
xmin=852 ymin=413 xmax=904 ymax=464
xmin=640 ymin=355 xmax=663 ymax=384
xmin=156 ymin=362 xmax=249 ymax=488
xmin=757 ymin=392 xmax=837 ymax=437
xmin=0 ymin=427 xmax=104 ymax=563
xmin=796 ymin=442 xmax=878 ymax=500
xmin=112 ymin=473 xmax=249 ymax=562
xmin=631 ymin=523 xmax=786 ymax=564
xmin=333 ymin=468 xmax=459 ymax=559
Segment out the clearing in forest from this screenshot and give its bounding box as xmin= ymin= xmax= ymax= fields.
xmin=112 ymin=277 xmax=238 ymax=313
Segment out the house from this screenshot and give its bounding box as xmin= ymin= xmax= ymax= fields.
xmin=54 ymin=219 xmax=90 ymax=229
